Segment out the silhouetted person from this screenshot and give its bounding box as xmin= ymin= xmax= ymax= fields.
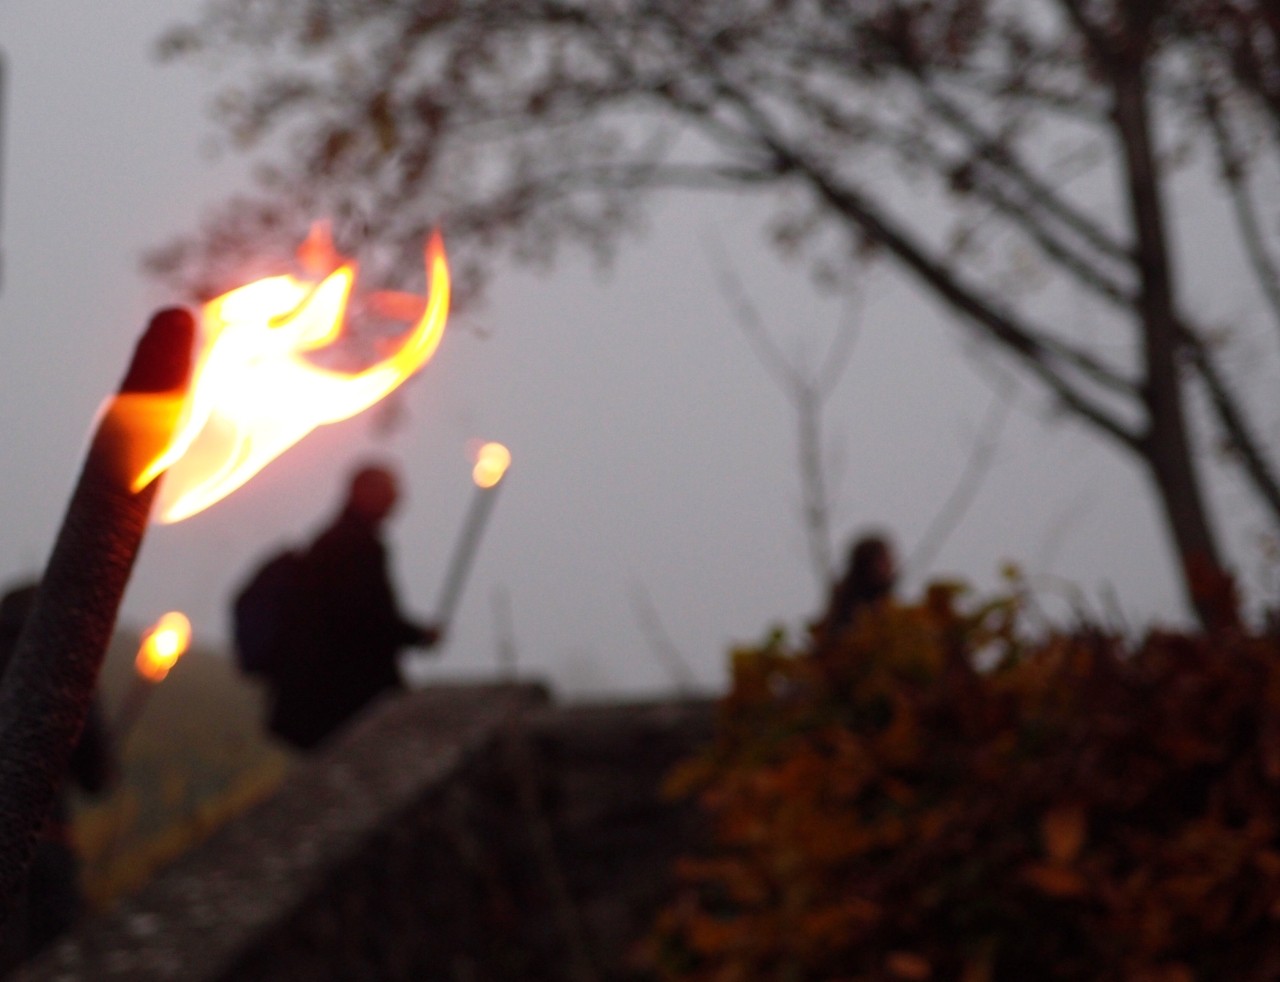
xmin=817 ymin=533 xmax=898 ymax=643
xmin=264 ymin=464 xmax=441 ymax=751
xmin=0 ymin=581 xmax=116 ymax=974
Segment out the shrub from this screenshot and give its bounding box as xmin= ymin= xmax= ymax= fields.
xmin=649 ymin=585 xmax=1280 ymax=981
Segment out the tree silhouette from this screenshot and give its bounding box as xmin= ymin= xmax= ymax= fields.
xmin=154 ymin=0 xmax=1280 ymax=622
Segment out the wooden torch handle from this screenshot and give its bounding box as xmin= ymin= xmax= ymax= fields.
xmin=0 ymin=308 xmax=194 ymax=924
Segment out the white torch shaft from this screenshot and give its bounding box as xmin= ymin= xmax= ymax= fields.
xmin=112 ymin=675 xmax=155 ymax=743
xmin=435 ymin=480 xmax=504 ymax=627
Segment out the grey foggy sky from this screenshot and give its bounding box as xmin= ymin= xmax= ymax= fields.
xmin=0 ymin=2 xmax=1199 ymax=697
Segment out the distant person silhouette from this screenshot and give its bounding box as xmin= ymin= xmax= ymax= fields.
xmin=818 ymin=533 xmax=898 ymax=642
xmin=260 ymin=464 xmax=442 ymax=751
xmin=0 ymin=580 xmax=116 ymax=973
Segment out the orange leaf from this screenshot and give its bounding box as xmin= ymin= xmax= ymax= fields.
xmin=1021 ymin=862 xmax=1088 ymax=898
xmin=886 ymin=951 xmax=933 ymax=979
xmin=961 ymin=949 xmax=994 ymax=982
xmin=1041 ymin=803 xmax=1087 ymax=864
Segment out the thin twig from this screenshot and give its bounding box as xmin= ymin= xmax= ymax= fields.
xmin=629 ymin=583 xmax=699 ymax=696
xmin=906 ymin=384 xmax=1015 ymax=578
xmin=1204 ymin=90 xmax=1280 ymax=335
xmin=704 ymin=233 xmax=860 ymax=586
xmin=491 ymin=585 xmax=518 ymax=680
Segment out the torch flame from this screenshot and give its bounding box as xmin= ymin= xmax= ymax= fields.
xmin=472 ymin=442 xmax=511 ymax=489
xmin=135 ymin=611 xmax=192 ymax=683
xmin=134 ymin=223 xmax=451 ymax=523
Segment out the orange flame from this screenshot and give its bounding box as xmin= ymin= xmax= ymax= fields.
xmin=134 ymin=223 xmax=451 ymax=523
xmin=472 ymin=442 xmax=511 ymax=489
xmin=135 ymin=611 xmax=192 ymax=683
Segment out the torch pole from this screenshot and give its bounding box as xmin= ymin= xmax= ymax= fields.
xmin=112 ymin=676 xmax=155 ymax=745
xmin=114 ymin=611 xmax=191 ymax=744
xmin=435 ymin=479 xmax=504 ymax=629
xmin=0 ymin=309 xmax=193 ymax=925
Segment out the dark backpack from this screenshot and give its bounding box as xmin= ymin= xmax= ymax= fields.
xmin=231 ymin=549 xmax=314 ymax=681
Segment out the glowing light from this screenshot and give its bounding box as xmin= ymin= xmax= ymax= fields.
xmin=132 ymin=223 xmax=451 ymax=522
xmin=472 ymin=442 xmax=511 ymax=489
xmin=135 ymin=611 xmax=192 ymax=683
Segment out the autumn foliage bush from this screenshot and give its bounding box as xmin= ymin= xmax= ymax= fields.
xmin=650 ymin=584 xmax=1280 ymax=981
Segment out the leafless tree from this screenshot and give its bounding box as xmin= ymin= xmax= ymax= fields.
xmin=705 ymin=236 xmax=858 ymax=590
xmin=152 ymin=0 xmax=1280 ymax=624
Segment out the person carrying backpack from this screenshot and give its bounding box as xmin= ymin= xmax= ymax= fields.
xmin=233 ymin=463 xmax=442 ymax=750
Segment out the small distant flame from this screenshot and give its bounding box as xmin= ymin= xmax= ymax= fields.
xmin=132 ymin=223 xmax=451 ymax=523
xmin=135 ymin=611 xmax=192 ymax=683
xmin=472 ymin=442 xmax=511 ymax=489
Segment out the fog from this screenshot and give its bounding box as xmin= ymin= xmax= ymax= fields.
xmin=0 ymin=3 xmax=1197 ymax=700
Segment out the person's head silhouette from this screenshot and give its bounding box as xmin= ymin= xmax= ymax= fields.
xmin=843 ymin=534 xmax=896 ymax=606
xmin=346 ymin=464 xmax=400 ymax=526
xmin=820 ymin=532 xmax=898 ymax=641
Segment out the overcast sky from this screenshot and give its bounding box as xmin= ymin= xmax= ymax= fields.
xmin=0 ymin=2 xmax=1198 ymax=699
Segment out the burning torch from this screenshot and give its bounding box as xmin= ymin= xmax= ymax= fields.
xmin=0 ymin=308 xmax=194 ymax=922
xmin=113 ymin=611 xmax=192 ymax=741
xmin=435 ymin=442 xmax=512 ymax=630
xmin=0 ymin=224 xmax=451 ymax=919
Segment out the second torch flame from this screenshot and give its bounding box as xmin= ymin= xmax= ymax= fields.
xmin=135 ymin=611 xmax=192 ymax=683
xmin=130 ymin=223 xmax=451 ymax=523
xmin=473 ymin=441 xmax=512 ymax=490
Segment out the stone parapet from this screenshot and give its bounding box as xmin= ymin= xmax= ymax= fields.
xmin=16 ymin=683 xmax=713 ymax=982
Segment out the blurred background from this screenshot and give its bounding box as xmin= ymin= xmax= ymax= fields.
xmin=0 ymin=2 xmax=1194 ymax=712
xmin=3 ymin=0 xmax=1276 ymax=933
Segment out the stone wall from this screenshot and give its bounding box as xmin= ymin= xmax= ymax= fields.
xmin=15 ymin=684 xmax=714 ymax=981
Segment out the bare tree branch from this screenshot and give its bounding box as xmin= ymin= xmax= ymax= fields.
xmin=629 ymin=583 xmax=699 ymax=695
xmin=906 ymin=382 xmax=1016 ymax=578
xmin=783 ymin=147 xmax=1143 ymax=449
xmin=155 ymin=0 xmax=1280 ymax=616
xmin=705 ymin=234 xmax=858 ymax=586
xmin=917 ymin=84 xmax=1133 ymax=269
xmin=1199 ymin=77 xmax=1280 ymax=339
xmin=1182 ymin=325 xmax=1280 ymax=527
